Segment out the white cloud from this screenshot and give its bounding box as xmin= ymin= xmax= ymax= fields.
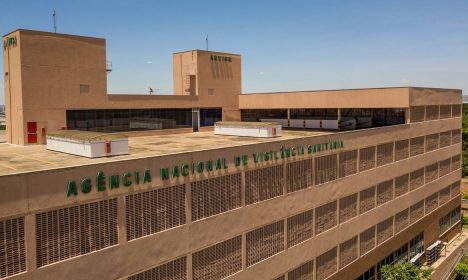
xmin=147 ymin=61 xmax=153 ymax=64
xmin=259 ymin=71 xmax=265 ymax=75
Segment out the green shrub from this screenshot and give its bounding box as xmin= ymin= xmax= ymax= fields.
xmin=455 ymin=263 xmax=468 ymax=279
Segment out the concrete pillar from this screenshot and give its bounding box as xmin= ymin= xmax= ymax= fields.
xmin=337 ymin=108 xmax=342 ymax=131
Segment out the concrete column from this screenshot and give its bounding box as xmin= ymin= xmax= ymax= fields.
xmin=337 ymin=108 xmax=341 ymax=131
xmin=185 ymin=182 xmax=192 ymax=224
xmin=187 ymin=254 xmax=193 ymax=280
xmin=241 ymin=171 xmax=246 ymax=207
xmin=242 ymin=234 xmax=247 ymax=269
xmin=117 ymin=196 xmax=127 ymax=244
xmin=25 ymin=213 xmax=37 ymax=272
xmin=287 ymin=108 xmax=291 ymax=128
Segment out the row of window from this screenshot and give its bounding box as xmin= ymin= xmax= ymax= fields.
xmin=129 ymin=182 xmax=456 ymax=280
xmin=356 ymin=232 xmax=424 ymax=280
xmin=410 ymin=104 xmax=461 ymax=123
xmin=439 ymin=207 xmax=461 ymax=235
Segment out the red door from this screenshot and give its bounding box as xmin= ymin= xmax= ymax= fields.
xmin=27 ymin=122 xmax=37 ymax=144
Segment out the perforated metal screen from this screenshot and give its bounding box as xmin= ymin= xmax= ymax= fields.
xmin=287 ymin=159 xmax=313 ymax=193
xmin=339 ymin=236 xmax=357 ymax=268
xmin=36 ymin=198 xmax=118 ymax=267
xmin=191 ymin=174 xmax=241 ymax=221
xmin=394 ymin=139 xmax=409 ymax=162
xmin=126 ymin=185 xmax=185 ymax=241
xmin=376 ymin=217 xmax=393 ymax=244
xmin=376 ymin=179 xmax=394 ymax=206
xmin=287 ymin=210 xmax=313 ymax=248
xmin=452 ymin=104 xmax=462 ymax=117
xmin=395 ymin=208 xmax=409 ymax=233
xmin=315 ymin=201 xmax=337 ymax=235
xmin=425 ymin=193 xmax=439 ymax=214
xmin=439 ymin=131 xmax=452 ymax=147
xmin=128 ymin=257 xmax=186 ymax=280
xmin=338 ymin=150 xmax=357 ymax=178
xmin=360 ymin=226 xmax=375 ymax=256
xmin=288 ymin=261 xmax=313 ymax=280
xmin=425 ymin=105 xmax=439 ymax=121
xmin=377 ymin=142 xmax=394 ymax=167
xmin=410 ymin=200 xmax=424 ymax=224
xmin=339 ymin=193 xmax=357 ymax=224
xmin=394 ymin=174 xmax=409 ymax=198
xmin=425 ymin=163 xmax=439 ymax=183
xmin=451 ymin=181 xmax=460 ymax=198
xmin=359 ymin=186 xmax=376 ymax=214
xmin=439 ymin=158 xmax=451 ymax=177
xmin=192 ymin=236 xmax=242 ymax=280
xmin=245 ymin=165 xmax=284 ymax=205
xmin=246 ymin=221 xmax=284 ymax=267
xmin=439 ymin=185 xmax=451 ymax=205
xmin=440 ymin=105 xmax=452 ymax=119
xmin=452 ymin=129 xmax=462 ymax=144
xmin=410 ymin=168 xmax=425 ymax=191
xmin=410 ymin=137 xmax=425 ymax=157
xmin=452 ymin=155 xmax=461 ymax=171
xmin=410 ymin=106 xmax=425 ymax=123
xmin=316 ymin=247 xmax=337 ymax=280
xmin=359 ymin=146 xmax=376 ymax=172
xmin=425 ymin=133 xmax=439 ymax=152
xmin=0 ymin=217 xmax=26 ymax=279
xmin=315 ymin=154 xmax=338 ymax=185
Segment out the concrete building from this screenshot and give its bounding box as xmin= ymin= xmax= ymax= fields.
xmin=0 ymin=29 xmax=463 ymax=280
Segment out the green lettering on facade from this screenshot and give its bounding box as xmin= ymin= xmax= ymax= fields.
xmin=66 ymin=181 xmax=78 ymax=197
xmin=197 ymin=161 xmax=204 ymax=173
xmin=181 ymin=164 xmax=189 ymax=176
xmin=215 ymin=159 xmax=222 ymax=170
xmin=81 ymin=178 xmax=92 ymax=193
xmin=172 ymin=166 xmax=180 ymax=178
xmin=242 ymin=155 xmax=248 ymax=165
xmin=123 ymin=172 xmax=132 ymax=187
xmin=223 ymin=158 xmax=228 ymax=169
xmin=206 ymin=160 xmax=213 ymax=171
xmin=160 ymin=168 xmax=169 ymax=181
xmin=253 ymin=153 xmax=260 ymax=163
xmin=134 ymin=171 xmax=140 ymax=184
xmin=97 ymin=171 xmax=106 ymax=192
xmin=109 ymin=175 xmax=120 ymax=189
xmin=235 ymin=156 xmax=241 ymax=166
xmin=143 ymin=170 xmax=151 ymax=183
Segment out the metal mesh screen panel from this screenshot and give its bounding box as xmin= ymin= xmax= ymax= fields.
xmin=439 ymin=186 xmax=451 ymax=205
xmin=316 ymin=247 xmax=337 ymax=280
xmin=440 ymin=131 xmax=452 ymax=148
xmin=425 ymin=163 xmax=439 ymax=183
xmin=452 ymin=104 xmax=462 ymax=117
xmin=359 ymin=186 xmax=376 ymax=214
xmin=128 ymin=257 xmax=187 ymax=280
xmin=410 ymin=168 xmax=425 ymax=190
xmin=410 ymin=136 xmax=425 ymax=157
xmin=394 ymin=139 xmax=409 ymax=162
xmin=126 ymin=185 xmax=186 ymax=241
xmin=191 ymin=174 xmax=241 ymax=221
xmin=395 ymin=208 xmax=409 ymax=233
xmin=288 ymin=261 xmax=313 ymax=280
xmin=451 ymin=182 xmax=460 ymax=198
xmin=376 ymin=217 xmax=393 ymax=244
xmin=410 ymin=106 xmax=425 ymax=123
xmin=339 ymin=236 xmax=358 ymax=268
xmin=359 ymin=146 xmax=376 ymax=172
xmin=410 ymin=200 xmax=424 ymax=224
xmin=452 ymin=155 xmax=461 ymax=171
xmin=440 ymin=105 xmax=452 ymax=119
xmin=360 ymin=226 xmax=375 ymax=255
xmin=315 ymin=154 xmax=338 ymax=185
xmin=246 ymin=221 xmax=284 ymax=267
xmin=315 ymin=201 xmax=337 ymax=235
xmin=452 ymin=129 xmax=461 ymax=144
xmin=287 ymin=210 xmax=313 ymax=248
xmin=0 ymin=217 xmax=25 ymax=278
xmin=246 ymin=165 xmax=284 ymax=205
xmin=377 ymin=179 xmax=394 ymax=206
xmin=439 ymin=158 xmax=451 ymax=177
xmin=36 ymin=198 xmax=118 ymax=267
xmin=339 ymin=150 xmax=357 ymax=178
xmin=425 ymin=105 xmax=439 ymax=121
xmin=287 ymin=159 xmax=313 ymax=193
xmin=377 ymin=142 xmax=394 ymax=167
xmin=192 ymin=236 xmax=242 ymax=280
xmin=425 ymin=193 xmax=438 ymax=214
xmin=425 ymin=133 xmax=439 ymax=152
xmin=394 ymin=174 xmax=409 ymax=198
xmin=339 ymin=193 xmax=357 ymax=224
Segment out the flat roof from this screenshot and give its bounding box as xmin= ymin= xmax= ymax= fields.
xmin=0 ymin=130 xmax=332 ymax=176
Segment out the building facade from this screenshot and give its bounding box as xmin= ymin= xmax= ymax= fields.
xmin=0 ymin=29 xmax=463 ymax=280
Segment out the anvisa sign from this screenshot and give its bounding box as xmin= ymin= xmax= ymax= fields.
xmin=3 ymin=36 xmax=17 ymax=50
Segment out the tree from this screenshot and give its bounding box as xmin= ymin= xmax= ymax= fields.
xmin=380 ymin=262 xmax=432 ymax=280
xmin=455 ymin=263 xmax=468 ymax=280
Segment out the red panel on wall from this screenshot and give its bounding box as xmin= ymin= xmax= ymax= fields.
xmin=27 ymin=133 xmax=37 ymax=144
xmin=27 ymin=122 xmax=37 ymax=133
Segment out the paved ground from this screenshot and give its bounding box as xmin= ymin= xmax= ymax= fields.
xmin=432 ymin=229 xmax=468 ymax=280
xmin=0 ymin=130 xmax=5 ymax=143
xmin=0 ymin=129 xmax=333 ymax=176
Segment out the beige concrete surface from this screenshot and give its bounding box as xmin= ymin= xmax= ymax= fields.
xmin=431 ymin=228 xmax=467 ymax=279
xmin=0 ymin=130 xmax=5 ymax=143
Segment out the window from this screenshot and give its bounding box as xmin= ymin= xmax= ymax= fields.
xmin=409 ymin=232 xmax=424 ymax=259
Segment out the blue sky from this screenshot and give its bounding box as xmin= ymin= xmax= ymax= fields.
xmin=1 ymin=0 xmax=468 ymax=104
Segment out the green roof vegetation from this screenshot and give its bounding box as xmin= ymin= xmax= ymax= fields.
xmin=215 ymin=121 xmax=281 ymax=127
xmin=47 ymin=130 xmax=127 ymax=141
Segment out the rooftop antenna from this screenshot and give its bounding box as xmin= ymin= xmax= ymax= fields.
xmin=205 ymin=34 xmax=209 ymax=51
xmin=53 ymin=10 xmax=57 ymax=33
